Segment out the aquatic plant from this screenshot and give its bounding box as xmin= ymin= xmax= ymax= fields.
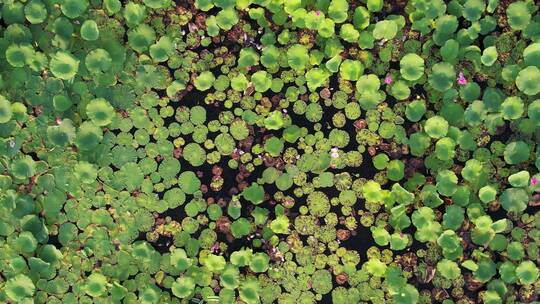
xmin=0 ymin=1 xmax=539 ymax=304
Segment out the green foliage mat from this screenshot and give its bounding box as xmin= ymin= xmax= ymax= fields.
xmin=0 ymin=0 xmax=540 ymax=303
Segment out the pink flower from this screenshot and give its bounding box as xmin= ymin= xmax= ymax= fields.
xmin=330 ymin=148 xmax=339 ymax=158
xmin=316 ymin=10 xmax=321 ymax=16
xmin=56 ymin=117 xmax=62 ymax=125
xmin=384 ymin=75 xmax=393 ymax=85
xmin=531 ymin=177 xmax=538 ymax=186
xmin=457 ymin=72 xmax=468 ymax=85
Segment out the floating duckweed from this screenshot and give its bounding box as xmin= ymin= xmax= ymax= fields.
xmin=0 ymin=2 xmax=538 ymax=303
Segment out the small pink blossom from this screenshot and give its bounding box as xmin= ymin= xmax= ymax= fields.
xmin=531 ymin=177 xmax=538 ymax=186
xmin=331 ymin=148 xmax=339 ymax=158
xmin=315 ymin=10 xmax=321 ymax=16
xmin=457 ymin=72 xmax=468 ymax=85
xmin=56 ymin=117 xmax=62 ymax=125
xmin=384 ymin=75 xmax=393 ymax=85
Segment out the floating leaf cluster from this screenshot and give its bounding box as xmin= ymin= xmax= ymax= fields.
xmin=0 ymin=0 xmax=539 ymax=304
